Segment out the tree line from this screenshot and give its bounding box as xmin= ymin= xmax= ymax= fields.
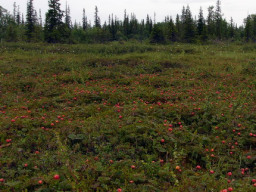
xmin=0 ymin=0 xmax=256 ymax=44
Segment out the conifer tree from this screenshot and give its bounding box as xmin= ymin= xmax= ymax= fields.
xmin=82 ymin=8 xmax=88 ymax=30
xmin=215 ymin=0 xmax=222 ymax=39
xmin=229 ymin=17 xmax=234 ymax=39
xmin=175 ymin=14 xmax=181 ymax=41
xmin=150 ymin=24 xmax=165 ymax=44
xmin=197 ymin=7 xmax=204 ymax=36
xmin=123 ymin=10 xmax=129 ymax=37
xmin=65 ymin=3 xmax=71 ymax=28
xmin=183 ymin=5 xmax=196 ymax=43
xmin=252 ymin=15 xmax=256 ymax=41
xmin=167 ymin=18 xmax=177 ymax=42
xmin=22 ymin=13 xmax=25 ymax=25
xmin=197 ymin=7 xmax=208 ymax=42
xmin=13 ymin=2 xmax=16 ymax=21
xmin=94 ymin=6 xmax=101 ymax=28
xmin=16 ymin=5 xmax=21 ymax=25
xmin=44 ymin=0 xmax=64 ymax=43
xmin=25 ymin=0 xmax=35 ymax=41
xmin=207 ymin=6 xmax=215 ymax=37
xmin=145 ymin=14 xmax=152 ymax=37
xmin=245 ymin=16 xmax=252 ymax=41
xmin=39 ymin=9 xmax=42 ymax=27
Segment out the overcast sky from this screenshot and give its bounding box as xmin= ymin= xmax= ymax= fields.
xmin=1 ymin=0 xmax=255 ymax=26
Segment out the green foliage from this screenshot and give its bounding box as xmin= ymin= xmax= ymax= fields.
xmin=44 ymin=0 xmax=64 ymax=43
xmin=1 ymin=0 xmax=255 ymax=44
xmin=0 ymin=42 xmax=256 ymax=191
xmin=150 ymin=24 xmax=165 ymax=44
xmin=25 ymin=0 xmax=35 ymax=42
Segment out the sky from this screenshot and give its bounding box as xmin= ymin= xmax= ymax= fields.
xmin=1 ymin=0 xmax=255 ymax=26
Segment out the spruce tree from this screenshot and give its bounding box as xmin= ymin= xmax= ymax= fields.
xmin=150 ymin=24 xmax=165 ymax=44
xmin=16 ymin=6 xmax=21 ymax=25
xmin=175 ymin=14 xmax=181 ymax=41
xmin=39 ymin=9 xmax=42 ymax=27
xmin=215 ymin=0 xmax=222 ymax=39
xmin=197 ymin=7 xmax=208 ymax=42
xmin=252 ymin=15 xmax=256 ymax=42
xmin=94 ymin=6 xmax=101 ymax=28
xmin=167 ymin=18 xmax=177 ymax=42
xmin=229 ymin=17 xmax=234 ymax=39
xmin=65 ymin=3 xmax=71 ymax=28
xmin=44 ymin=0 xmax=64 ymax=43
xmin=25 ymin=0 xmax=35 ymax=42
xmin=197 ymin=7 xmax=204 ymax=36
xmin=245 ymin=16 xmax=252 ymax=42
xmin=13 ymin=2 xmax=16 ymax=22
xmin=207 ymin=6 xmax=215 ymax=37
xmin=123 ymin=10 xmax=129 ymax=37
xmin=183 ymin=6 xmax=196 ymax=43
xmin=82 ymin=8 xmax=88 ymax=30
xmin=145 ymin=14 xmax=152 ymax=37
xmin=22 ymin=14 xmax=24 ymax=25
xmin=109 ymin=14 xmax=117 ymax=40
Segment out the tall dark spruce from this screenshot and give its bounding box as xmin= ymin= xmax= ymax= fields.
xmin=25 ymin=0 xmax=35 ymax=41
xmin=44 ymin=0 xmax=64 ymax=43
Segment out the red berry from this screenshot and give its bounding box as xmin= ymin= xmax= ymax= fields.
xmin=131 ymin=165 xmax=136 ymax=169
xmin=228 ymin=187 xmax=233 ymax=191
xmin=252 ymin=179 xmax=256 ymax=183
xmin=161 ymin=139 xmax=165 ymax=143
xmin=254 ymin=183 xmax=256 ymax=187
xmin=210 ymin=170 xmax=214 ymax=174
xmin=196 ymin=165 xmax=201 ymax=170
xmin=6 ymin=139 xmax=12 ymax=143
xmin=117 ymin=188 xmax=122 ymax=192
xmin=53 ymin=174 xmax=60 ymax=180
xmin=38 ymin=180 xmax=43 ymax=184
xmin=129 ymin=180 xmax=134 ymax=183
xmin=175 ymin=166 xmax=180 ymax=170
xmin=247 ymin=155 xmax=251 ymax=159
xmin=0 ymin=178 xmax=4 ymax=182
xmin=227 ymin=172 xmax=232 ymax=176
xmin=24 ymin=163 xmax=28 ymax=167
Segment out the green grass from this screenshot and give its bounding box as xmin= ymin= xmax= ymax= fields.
xmin=0 ymin=42 xmax=256 ymax=192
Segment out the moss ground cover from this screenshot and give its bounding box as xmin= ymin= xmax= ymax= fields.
xmin=0 ymin=42 xmax=256 ymax=191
